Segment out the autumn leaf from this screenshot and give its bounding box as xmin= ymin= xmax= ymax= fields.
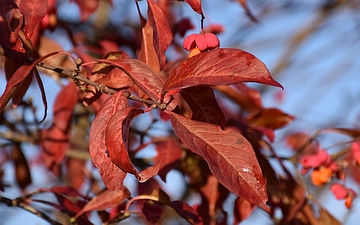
xmin=163 ymin=48 xmax=282 ymax=95
xmin=180 ymin=86 xmax=225 ymax=128
xmin=53 ymin=82 xmax=78 ymax=132
xmin=89 ymin=91 xmax=129 ymax=190
xmin=75 ymin=188 xmax=130 ymax=218
xmin=184 ymin=0 xmax=202 ymax=14
xmin=41 ymin=125 xmax=69 ymax=176
xmin=154 ymin=138 xmax=182 ymax=182
xmin=0 ymin=0 xmax=26 ymax=56
xmin=146 ymin=0 xmax=172 ymax=70
xmin=11 ymin=145 xmax=32 ymax=190
xmin=97 ymin=58 xmax=164 ymax=102
xmin=245 ymin=108 xmax=294 ymax=130
xmin=169 ymin=111 xmax=269 ymax=212
xmin=19 ymin=0 xmax=48 ymax=39
xmin=105 ymin=108 xmax=162 ymax=182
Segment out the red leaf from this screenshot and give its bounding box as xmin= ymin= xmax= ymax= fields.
xmin=170 ymin=201 xmax=203 ymax=225
xmin=154 ymin=138 xmax=182 ymax=182
xmin=245 ymin=108 xmax=294 ymax=130
xmin=0 ymin=52 xmax=61 ymax=113
xmin=0 ymin=64 xmax=34 ymax=112
xmin=97 ymin=58 xmax=164 ymax=102
xmin=233 ymin=197 xmax=255 ymax=224
xmin=0 ymin=0 xmax=26 ymax=56
xmin=72 ymin=0 xmax=99 ymax=21
xmin=147 ymin=0 xmax=173 ymax=70
xmin=180 ymin=86 xmax=225 ymax=128
xmin=41 ymin=125 xmax=69 ymax=174
xmin=50 ymin=186 xmax=84 ymax=197
xmin=11 ymin=145 xmax=32 ymax=190
xmin=19 ymin=0 xmax=48 ymax=39
xmin=89 ymin=91 xmax=128 ymax=190
xmin=169 ymin=111 xmax=269 ymax=212
xmin=53 ymin=82 xmax=78 ymax=132
xmin=66 ymin=157 xmax=86 ymax=191
xmin=75 ymin=188 xmax=130 ymax=218
xmin=184 ymin=0 xmax=202 ymax=14
xmin=105 ymin=108 xmax=143 ymax=177
xmin=137 ymin=1 xmax=160 ymax=73
xmin=163 ymin=48 xmax=282 ymax=95
xmin=105 ymin=108 xmax=162 ymax=182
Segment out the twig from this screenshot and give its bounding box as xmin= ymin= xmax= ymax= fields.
xmin=0 ymin=195 xmax=62 ymax=225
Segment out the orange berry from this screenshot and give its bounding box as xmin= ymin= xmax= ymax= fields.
xmin=311 ymin=167 xmax=332 ymax=186
xmin=188 ymin=47 xmax=201 ymax=58
xmin=345 ymin=195 xmax=353 ymax=209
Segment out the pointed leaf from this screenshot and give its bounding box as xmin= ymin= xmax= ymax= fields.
xmin=97 ymin=58 xmax=164 ymax=102
xmin=180 ymin=86 xmax=225 ymax=128
xmin=11 ymin=145 xmax=32 ymax=190
xmin=40 ymin=125 xmax=69 ymax=175
xmin=137 ymin=2 xmax=160 ymax=73
xmin=163 ymin=48 xmax=282 ymax=94
xmin=184 ymin=0 xmax=202 ymax=14
xmin=105 ymin=108 xmax=162 ymax=182
xmin=19 ymin=0 xmax=48 ymax=39
xmin=0 ymin=0 xmax=25 ymax=56
xmin=75 ymin=188 xmax=130 ymax=218
xmin=105 ymin=108 xmax=143 ymax=177
xmin=53 ymin=82 xmax=78 ymax=132
xmin=245 ymin=108 xmax=295 ymax=130
xmin=154 ymin=138 xmax=182 ymax=182
xmin=0 ymin=52 xmax=61 ymax=113
xmin=169 ymin=111 xmax=269 ymax=212
xmin=147 ymin=0 xmax=173 ymax=70
xmin=89 ymin=91 xmax=128 ymax=190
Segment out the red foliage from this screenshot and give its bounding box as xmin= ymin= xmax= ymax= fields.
xmin=0 ymin=1 xmax=353 ymax=225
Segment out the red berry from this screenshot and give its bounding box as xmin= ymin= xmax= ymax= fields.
xmin=204 ymin=32 xmax=220 ymax=50
xmin=182 ymin=33 xmax=198 ymax=50
xmin=195 ymin=34 xmax=208 ymax=51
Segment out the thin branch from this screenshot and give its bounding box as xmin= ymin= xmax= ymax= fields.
xmin=0 ymin=131 xmax=37 ymax=144
xmin=0 ymin=195 xmax=62 ymax=225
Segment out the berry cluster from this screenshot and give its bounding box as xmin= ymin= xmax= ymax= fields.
xmin=299 ymin=150 xmax=339 ymax=186
xmin=182 ymin=32 xmax=220 ymax=57
xmin=330 ymin=183 xmax=357 ymax=209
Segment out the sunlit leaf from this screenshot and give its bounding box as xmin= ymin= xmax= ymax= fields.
xmin=163 ymin=48 xmax=282 ymax=95
xmin=105 ymin=108 xmax=162 ymax=182
xmin=184 ymin=0 xmax=202 ymax=14
xmin=89 ymin=91 xmax=128 ymax=190
xmin=75 ymin=188 xmax=130 ymax=218
xmin=19 ymin=0 xmax=48 ymax=39
xmin=169 ymin=111 xmax=269 ymax=212
xmin=97 ymin=58 xmax=164 ymax=102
